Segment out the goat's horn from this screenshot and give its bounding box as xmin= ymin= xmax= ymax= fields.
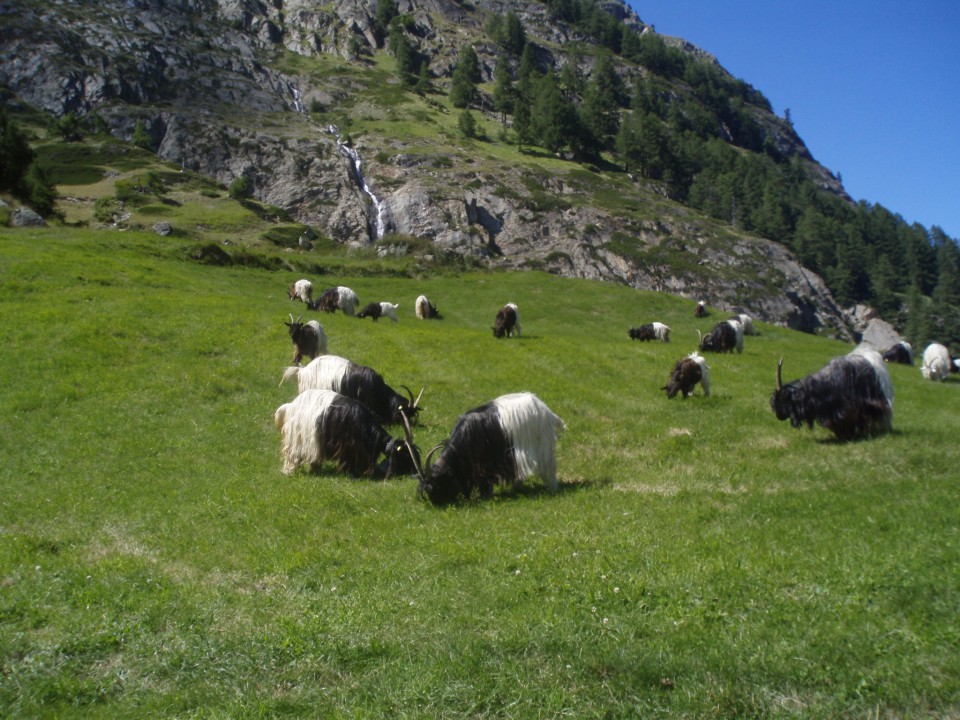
xmin=296 ymin=314 xmax=303 ymax=324
xmin=288 ymin=313 xmax=294 ymax=324
xmin=776 ymin=357 xmax=784 ymax=391
xmin=424 ymin=443 xmax=445 ymax=476
xmin=400 ymin=385 xmax=415 ymax=405
xmin=414 ymin=386 xmax=424 ymax=408
xmin=400 ymin=412 xmax=427 ymax=485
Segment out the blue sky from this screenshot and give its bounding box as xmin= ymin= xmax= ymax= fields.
xmin=629 ymin=1 xmax=960 ymax=241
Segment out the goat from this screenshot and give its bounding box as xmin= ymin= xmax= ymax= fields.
xmin=736 ymin=313 xmax=756 ymax=336
xmin=280 ymin=354 xmax=422 ymax=425
xmin=415 ymin=294 xmax=441 ymax=319
xmin=285 ymin=314 xmax=328 ymax=366
xmin=288 ymin=279 xmax=313 ymax=304
xmin=404 ymin=392 xmax=565 ymax=505
xmin=628 ymin=322 xmax=670 ymax=342
xmin=699 ymin=319 xmax=743 ymax=354
xmin=920 ymin=342 xmax=952 ymax=381
xmin=309 ymin=286 xmax=359 ymax=315
xmin=357 ymin=302 xmax=399 ymax=322
xmin=663 ymin=352 xmax=711 ymax=399
xmin=493 ymin=303 xmax=521 ymax=338
xmin=694 ymin=300 xmax=707 ymax=318
xmin=275 ymin=389 xmax=420 ymax=478
xmin=770 ymin=348 xmax=894 ymax=441
xmin=882 ymin=341 xmax=914 ymax=366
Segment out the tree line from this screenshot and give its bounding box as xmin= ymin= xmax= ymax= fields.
xmin=380 ymin=0 xmax=959 ymax=351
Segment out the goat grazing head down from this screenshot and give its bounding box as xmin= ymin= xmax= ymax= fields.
xmin=285 ymin=314 xmax=328 ymax=365
xmin=698 ymin=319 xmax=743 ymax=353
xmin=280 ymin=354 xmax=423 ymax=425
xmin=663 ymin=352 xmax=710 ymax=399
xmin=694 ymin=300 xmax=707 ymax=318
xmin=492 ymin=303 xmax=521 ymax=338
xmin=288 ymin=278 xmax=313 ymax=303
xmin=770 ymin=348 xmax=894 ymax=441
xmin=357 ymin=302 xmax=383 ymax=321
xmin=275 ymin=389 xmax=421 ymax=478
xmin=402 ymin=392 xmax=565 ymax=505
xmin=920 ymin=342 xmax=951 ymax=381
xmin=416 ymin=295 xmax=441 ymax=319
xmin=882 ymin=341 xmax=914 ymax=366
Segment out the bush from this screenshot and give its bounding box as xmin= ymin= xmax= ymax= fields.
xmin=228 ymin=176 xmax=251 ymax=200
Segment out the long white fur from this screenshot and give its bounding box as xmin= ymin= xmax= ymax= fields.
xmin=337 ymin=286 xmax=359 ymax=316
xmin=652 ymin=322 xmax=671 ymax=342
xmin=379 ymin=302 xmax=399 ymax=322
xmin=275 ymin=388 xmax=340 ymax=474
xmin=737 ymin=313 xmax=756 ymax=336
xmin=688 ymin=352 xmax=711 ymax=396
xmin=726 ymin=319 xmax=744 ymax=353
xmin=280 ymin=354 xmax=352 ymax=393
xmin=920 ymin=342 xmax=951 ymax=382
xmin=292 ymin=278 xmax=312 ymax=303
xmin=491 ymin=392 xmax=565 ymax=491
xmin=850 ymin=346 xmax=895 ymax=407
xmin=415 ymin=295 xmax=430 ymax=319
xmin=505 ymin=302 xmax=521 ymax=336
xmin=304 ymin=320 xmax=328 ymax=356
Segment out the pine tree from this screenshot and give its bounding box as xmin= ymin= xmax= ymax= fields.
xmin=450 ymin=46 xmax=481 ymax=108
xmin=492 ymin=60 xmax=514 ymax=124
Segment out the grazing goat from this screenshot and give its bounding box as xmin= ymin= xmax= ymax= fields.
xmin=663 ymin=352 xmax=711 ymax=399
xmin=920 ymin=342 xmax=952 ymax=381
xmin=770 ymin=348 xmax=894 ymax=441
xmin=288 ymin=279 xmax=313 ymax=304
xmin=415 ymin=295 xmax=441 ymax=319
xmin=406 ymin=392 xmax=565 ymax=505
xmin=309 ymin=286 xmax=359 ymax=315
xmin=699 ymin=319 xmax=743 ymax=354
xmin=694 ymin=300 xmax=707 ymax=318
xmin=629 ymin=322 xmax=670 ymax=342
xmin=493 ymin=303 xmax=521 ymax=338
xmin=275 ymin=389 xmax=420 ymax=478
xmin=736 ymin=313 xmax=756 ymax=336
xmin=285 ymin=314 xmax=328 ymax=366
xmin=882 ymin=341 xmax=914 ymax=366
xmin=358 ymin=301 xmax=399 ymax=322
xmin=280 ymin=354 xmax=422 ymax=425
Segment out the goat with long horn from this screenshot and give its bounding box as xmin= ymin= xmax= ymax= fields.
xmin=402 ymin=392 xmax=565 ymax=505
xmin=770 ymin=348 xmax=894 ymax=441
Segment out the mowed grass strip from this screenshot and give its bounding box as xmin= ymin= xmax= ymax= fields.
xmin=1 ymin=227 xmax=958 ymax=718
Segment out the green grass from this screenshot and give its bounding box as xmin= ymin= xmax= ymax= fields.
xmin=1 ymin=227 xmax=958 ymax=718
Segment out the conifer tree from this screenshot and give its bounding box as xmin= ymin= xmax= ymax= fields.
xmin=450 ymin=46 xmax=481 ymax=108
xmin=492 ymin=60 xmax=515 ymax=124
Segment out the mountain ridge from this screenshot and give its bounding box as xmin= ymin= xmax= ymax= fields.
xmin=0 ymin=0 xmax=882 ymax=338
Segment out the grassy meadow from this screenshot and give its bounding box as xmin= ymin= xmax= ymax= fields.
xmin=1 ymin=226 xmax=959 ymax=718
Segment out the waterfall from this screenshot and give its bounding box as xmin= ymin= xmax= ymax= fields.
xmin=291 ymin=87 xmax=306 ymax=114
xmin=326 ymin=125 xmax=388 ymax=240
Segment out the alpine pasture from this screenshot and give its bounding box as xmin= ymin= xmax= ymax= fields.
xmin=1 ymin=227 xmax=958 ymax=718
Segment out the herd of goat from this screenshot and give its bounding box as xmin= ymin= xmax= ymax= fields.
xmin=276 ymin=278 xmax=957 ymax=504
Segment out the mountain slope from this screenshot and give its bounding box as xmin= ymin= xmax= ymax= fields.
xmin=1 ymin=0 xmax=853 ymax=336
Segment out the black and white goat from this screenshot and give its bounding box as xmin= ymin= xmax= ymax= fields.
xmin=415 ymin=294 xmax=441 ymax=319
xmin=280 ymin=354 xmax=422 ymax=425
xmin=275 ymin=389 xmax=420 ymax=478
xmin=288 ymin=278 xmax=313 ymax=304
xmin=285 ymin=314 xmax=328 ymax=366
xmin=309 ymin=286 xmax=360 ymax=316
xmin=404 ymin=392 xmax=565 ymax=505
xmin=629 ymin=322 xmax=670 ymax=342
xmin=357 ymin=301 xmax=399 ymax=322
xmin=920 ymin=342 xmax=952 ymax=381
xmin=699 ymin=319 xmax=744 ymax=354
xmin=493 ymin=303 xmax=521 ymax=338
xmin=882 ymin=341 xmax=914 ymax=366
xmin=735 ymin=313 xmax=756 ymax=336
xmin=770 ymin=348 xmax=894 ymax=441
xmin=663 ymin=352 xmax=711 ymax=399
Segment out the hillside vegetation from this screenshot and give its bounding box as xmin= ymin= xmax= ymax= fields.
xmin=1 ymin=223 xmax=958 ymax=717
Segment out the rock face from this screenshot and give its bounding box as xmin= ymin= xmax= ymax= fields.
xmin=0 ymin=0 xmax=854 ymax=337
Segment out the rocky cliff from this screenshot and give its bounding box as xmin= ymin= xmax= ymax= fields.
xmin=0 ymin=0 xmax=854 ymax=337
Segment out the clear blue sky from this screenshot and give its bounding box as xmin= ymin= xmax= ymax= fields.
xmin=629 ymin=1 xmax=960 ymax=241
